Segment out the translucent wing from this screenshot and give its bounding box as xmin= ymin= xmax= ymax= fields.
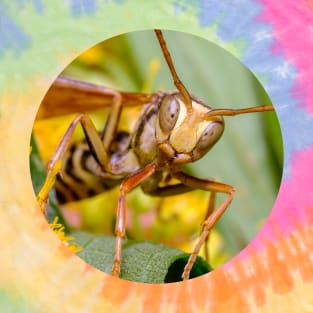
xmin=37 ymin=76 xmax=156 ymax=120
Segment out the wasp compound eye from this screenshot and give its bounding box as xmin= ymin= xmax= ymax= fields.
xmin=158 ymin=95 xmax=180 ymax=133
xmin=192 ymin=121 xmax=224 ymax=161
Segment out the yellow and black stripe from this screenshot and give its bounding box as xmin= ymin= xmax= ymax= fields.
xmin=54 ymin=133 xmax=129 ymax=203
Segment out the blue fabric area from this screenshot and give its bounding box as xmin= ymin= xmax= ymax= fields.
xmin=70 ymin=0 xmax=97 ymax=16
xmin=0 ymin=4 xmax=32 ymax=56
xmin=15 ymin=0 xmax=44 ymax=13
xmin=70 ymin=0 xmax=126 ymax=16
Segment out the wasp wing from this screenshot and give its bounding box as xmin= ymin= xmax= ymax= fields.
xmin=37 ymin=76 xmax=156 ymax=120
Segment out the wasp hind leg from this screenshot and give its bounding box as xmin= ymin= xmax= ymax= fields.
xmin=172 ymin=171 xmax=235 ymax=280
xmin=203 ymin=190 xmax=216 ymax=263
xmin=143 ymin=181 xmax=217 ymax=278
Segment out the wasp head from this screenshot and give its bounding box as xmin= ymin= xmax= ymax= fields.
xmin=156 ymin=92 xmax=224 ymax=164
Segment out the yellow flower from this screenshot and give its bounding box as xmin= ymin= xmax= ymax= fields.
xmin=50 ymin=217 xmax=82 ymax=253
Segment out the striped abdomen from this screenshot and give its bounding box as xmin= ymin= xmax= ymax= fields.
xmin=54 ymin=133 xmax=129 ymax=204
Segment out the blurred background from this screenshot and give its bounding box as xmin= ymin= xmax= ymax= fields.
xmin=31 ymin=30 xmax=283 ymax=268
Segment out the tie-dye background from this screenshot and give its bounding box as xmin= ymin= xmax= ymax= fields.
xmin=0 ymin=1 xmax=312 ymax=312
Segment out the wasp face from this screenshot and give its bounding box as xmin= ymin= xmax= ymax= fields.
xmin=156 ymin=93 xmax=224 ymax=163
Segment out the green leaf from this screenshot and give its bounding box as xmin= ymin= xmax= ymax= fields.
xmin=73 ymin=231 xmax=212 ymax=283
xmin=29 ymin=136 xmax=48 ymax=195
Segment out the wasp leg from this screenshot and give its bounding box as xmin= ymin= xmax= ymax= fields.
xmin=112 ymin=163 xmax=157 ymax=277
xmin=37 ymin=114 xmax=112 ymax=215
xmin=100 ymin=88 xmax=123 ymax=152
xmin=172 ymin=171 xmax=235 ymax=280
xmin=203 ymin=190 xmax=216 ymax=263
xmin=144 ymin=183 xmax=193 ymax=197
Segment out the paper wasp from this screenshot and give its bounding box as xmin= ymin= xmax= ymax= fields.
xmin=36 ymin=30 xmax=275 ymax=280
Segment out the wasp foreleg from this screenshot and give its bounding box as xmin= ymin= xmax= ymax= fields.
xmin=37 ymin=114 xmax=110 ymax=214
xmin=100 ymin=88 xmax=123 ymax=152
xmin=112 ymin=163 xmax=157 ymax=277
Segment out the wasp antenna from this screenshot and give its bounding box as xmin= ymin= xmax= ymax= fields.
xmin=154 ymin=29 xmax=192 ymax=111
xmin=205 ymin=105 xmax=274 ymax=118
